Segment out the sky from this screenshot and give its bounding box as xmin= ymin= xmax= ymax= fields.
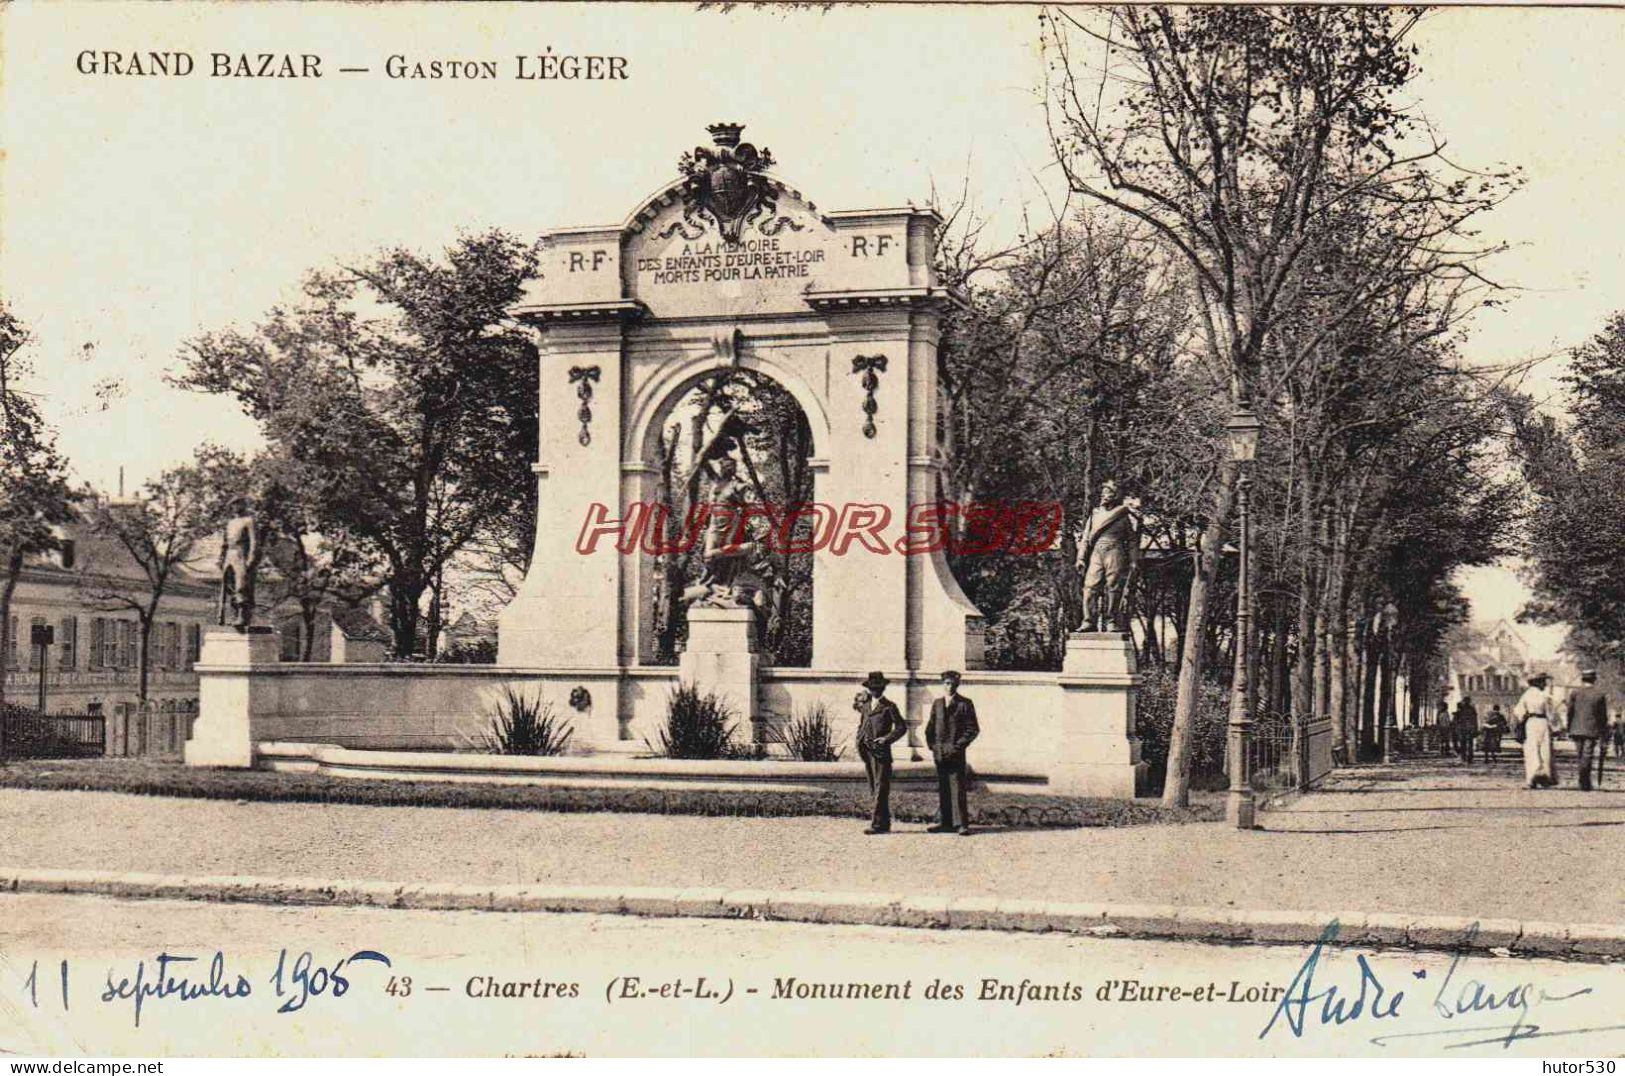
xmin=4 ymin=2 xmax=1622 ymax=655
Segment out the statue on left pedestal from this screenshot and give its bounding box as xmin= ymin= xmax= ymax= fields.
xmin=217 ymin=500 xmax=263 ymax=631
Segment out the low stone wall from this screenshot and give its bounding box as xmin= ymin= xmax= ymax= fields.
xmin=186 ymin=634 xmax=1150 ymax=798
xmin=195 ymin=665 xmax=1069 ymax=763
xmin=257 ymin=741 xmax=1046 ymax=792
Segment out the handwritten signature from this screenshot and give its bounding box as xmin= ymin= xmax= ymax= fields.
xmin=1259 ymin=921 xmax=1615 ymax=1050
xmin=1258 ymin=921 xmax=1403 ymax=1040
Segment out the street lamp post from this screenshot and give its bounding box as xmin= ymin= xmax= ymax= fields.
xmin=1380 ymin=601 xmax=1400 ymax=763
xmin=1225 ymin=407 xmax=1262 ymax=830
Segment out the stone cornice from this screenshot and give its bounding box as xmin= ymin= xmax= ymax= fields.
xmin=803 ymin=286 xmax=962 ymax=312
xmin=514 ymin=299 xmax=648 ymax=325
xmin=826 ymin=206 xmax=944 ymax=228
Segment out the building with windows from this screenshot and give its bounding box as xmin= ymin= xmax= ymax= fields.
xmin=3 ymin=510 xmax=217 ymax=758
xmin=1443 ymin=619 xmax=1578 ymax=722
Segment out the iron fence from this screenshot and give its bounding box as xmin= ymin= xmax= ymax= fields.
xmin=0 ymin=710 xmax=107 ymax=759
xmin=1248 ymin=713 xmax=1296 ymax=791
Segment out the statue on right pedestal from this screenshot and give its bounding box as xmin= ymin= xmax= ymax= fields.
xmin=1075 ymin=479 xmax=1141 ymax=633
xmin=216 ymin=499 xmax=263 ymax=632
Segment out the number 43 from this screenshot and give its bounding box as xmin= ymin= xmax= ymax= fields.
xmin=385 ymin=975 xmax=412 ymax=997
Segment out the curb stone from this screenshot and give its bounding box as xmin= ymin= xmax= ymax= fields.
xmin=896 ymin=896 xmax=952 ymax=929
xmin=718 ymin=889 xmax=775 ymax=920
xmin=1513 ymin=923 xmax=1572 ymax=957
xmin=1 ymin=867 xmax=1614 ymax=961
xmin=1569 ymin=924 xmax=1625 ymax=959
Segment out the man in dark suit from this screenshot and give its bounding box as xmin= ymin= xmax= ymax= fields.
xmin=926 ymin=669 xmax=980 ymax=835
xmin=853 ymin=671 xmax=907 ymax=834
xmin=1566 ymin=668 xmax=1609 ymax=791
xmin=1453 ymin=696 xmax=1479 ymax=764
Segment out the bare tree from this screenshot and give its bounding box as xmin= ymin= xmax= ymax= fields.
xmin=77 ymin=451 xmax=227 ymax=702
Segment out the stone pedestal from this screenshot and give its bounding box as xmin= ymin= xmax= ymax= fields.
xmin=677 ymin=607 xmax=759 ymax=727
xmin=1049 ymin=632 xmax=1147 ymax=798
xmin=185 ymin=626 xmax=279 ymax=768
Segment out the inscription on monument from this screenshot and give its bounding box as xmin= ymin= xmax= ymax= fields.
xmin=635 ymin=236 xmax=827 ymax=287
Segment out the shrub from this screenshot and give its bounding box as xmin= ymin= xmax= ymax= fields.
xmin=770 ymin=702 xmax=845 ymax=761
xmin=722 ymin=740 xmax=769 ymax=762
xmin=437 ymin=638 xmax=498 ymax=664
xmin=482 ymin=688 xmax=574 ymax=756
xmin=0 ymin=758 xmax=1221 ymax=826
xmin=1134 ymin=665 xmax=1230 ymax=792
xmin=647 ymin=683 xmax=738 ymax=759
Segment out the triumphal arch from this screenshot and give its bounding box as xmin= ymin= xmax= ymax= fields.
xmin=498 ymin=123 xmax=984 ymax=678
xmin=472 ymin=122 xmax=1147 ymax=794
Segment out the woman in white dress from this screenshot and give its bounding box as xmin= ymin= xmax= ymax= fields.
xmin=1513 ymin=673 xmax=1559 ymax=788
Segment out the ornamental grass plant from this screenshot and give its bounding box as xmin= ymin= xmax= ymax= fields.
xmin=482 ymin=687 xmax=575 ymax=756
xmin=648 ymin=683 xmax=738 ymax=759
xmin=771 ymin=702 xmax=845 ymax=761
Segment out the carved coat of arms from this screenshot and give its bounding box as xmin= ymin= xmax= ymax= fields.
xmin=661 ymin=123 xmax=802 ymax=243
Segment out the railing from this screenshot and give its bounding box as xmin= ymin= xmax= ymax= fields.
xmin=0 ymin=711 xmax=107 ymax=759
xmin=1248 ymin=713 xmax=1297 ymax=791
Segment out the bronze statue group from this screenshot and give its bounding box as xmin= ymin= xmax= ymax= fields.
xmin=1443 ymin=670 xmax=1615 ymax=791
xmin=851 ymin=669 xmax=979 ymax=836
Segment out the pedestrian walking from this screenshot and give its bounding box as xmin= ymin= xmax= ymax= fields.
xmin=1453 ymin=696 xmax=1479 ymax=763
xmin=1482 ymin=704 xmax=1508 ymax=764
xmin=925 ymin=669 xmax=979 ymax=836
xmin=1514 ymin=673 xmax=1559 ymax=789
xmin=1565 ymin=669 xmax=1608 ymax=791
xmin=853 ymin=671 xmax=906 ymax=835
xmin=1434 ymin=703 xmax=1454 ymax=756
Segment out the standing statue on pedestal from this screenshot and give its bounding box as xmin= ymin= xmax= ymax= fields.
xmin=682 ymin=412 xmax=772 ymax=612
xmin=217 ymin=500 xmax=263 ymax=631
xmin=1076 ymin=479 xmax=1141 ymax=633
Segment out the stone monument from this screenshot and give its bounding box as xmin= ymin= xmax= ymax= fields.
xmin=187 ymin=503 xmax=279 ymax=766
xmin=181 ymin=121 xmax=1142 ymax=800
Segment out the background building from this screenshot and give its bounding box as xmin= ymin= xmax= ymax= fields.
xmin=5 ymin=508 xmax=398 ymax=759
xmin=1444 ymin=618 xmax=1579 ymax=721
xmin=3 ymin=512 xmax=215 ymax=758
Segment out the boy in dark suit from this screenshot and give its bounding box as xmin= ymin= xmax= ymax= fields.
xmin=854 ymin=671 xmax=907 ymax=834
xmin=926 ymin=669 xmax=979 ymax=835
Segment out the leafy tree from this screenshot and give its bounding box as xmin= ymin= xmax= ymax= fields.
xmin=1514 ymin=312 xmax=1625 ymax=651
xmin=0 ymin=304 xmax=75 ymax=712
xmin=175 ymin=231 xmax=541 ymax=657
xmin=936 ymin=208 xmax=1207 ymax=670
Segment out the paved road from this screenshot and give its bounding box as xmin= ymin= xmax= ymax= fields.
xmin=1 ymin=755 xmax=1619 ymax=925
xmin=1 ymin=892 xmax=1620 ymax=1057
